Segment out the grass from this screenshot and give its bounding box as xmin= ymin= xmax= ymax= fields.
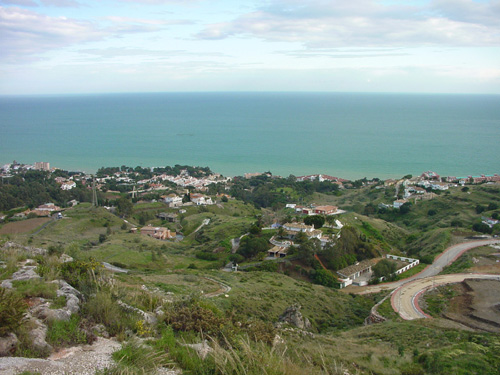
xmin=99 ymin=339 xmax=172 ymax=375
xmin=395 ymin=262 xmax=427 ymax=280
xmin=12 ymin=279 xmax=58 ymax=299
xmin=209 ymin=271 xmax=375 ymax=333
xmin=46 ymin=314 xmax=89 ymax=348
xmin=376 ymin=296 xmax=402 ymax=321
xmin=421 ymin=284 xmax=460 ymax=317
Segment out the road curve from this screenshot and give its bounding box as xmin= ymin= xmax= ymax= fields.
xmin=391 ymin=273 xmax=500 ymax=320
xmin=349 ymin=238 xmax=500 ymax=295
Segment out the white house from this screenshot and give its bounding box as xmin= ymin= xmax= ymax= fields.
xmin=61 ymin=181 xmax=76 ymax=190
xmin=164 ymin=194 xmax=183 ymax=207
xmin=282 ymin=222 xmax=322 ymax=240
xmin=393 ymin=199 xmax=407 ymax=209
xmin=190 ymin=193 xmax=214 ymax=205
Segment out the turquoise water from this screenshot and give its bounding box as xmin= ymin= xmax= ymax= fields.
xmin=0 ymin=92 xmax=499 ymax=179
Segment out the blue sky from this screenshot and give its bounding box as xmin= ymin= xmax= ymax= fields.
xmin=1 ymin=0 xmax=499 ymax=94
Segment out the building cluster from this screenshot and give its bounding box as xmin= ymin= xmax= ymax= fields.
xmin=296 ymin=174 xmax=348 ymax=185
xmin=389 ymin=170 xmax=500 ymax=209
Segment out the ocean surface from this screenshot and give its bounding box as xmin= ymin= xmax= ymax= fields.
xmin=0 ymin=92 xmax=499 ymax=180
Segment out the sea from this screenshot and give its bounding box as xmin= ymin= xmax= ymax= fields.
xmin=0 ymin=92 xmax=499 ymax=180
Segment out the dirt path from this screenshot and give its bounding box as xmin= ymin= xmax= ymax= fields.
xmin=201 ymin=277 xmax=231 ymax=298
xmin=0 ymin=338 xmax=121 ymax=375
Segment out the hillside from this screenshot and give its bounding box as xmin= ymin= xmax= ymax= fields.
xmin=1 ymin=170 xmax=500 ymax=374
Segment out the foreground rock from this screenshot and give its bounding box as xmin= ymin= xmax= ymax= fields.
xmin=0 ymin=337 xmax=121 ymax=375
xmin=0 ymin=334 xmax=19 ymax=357
xmin=277 ymin=304 xmax=312 ymax=330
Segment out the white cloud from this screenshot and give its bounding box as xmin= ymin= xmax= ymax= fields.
xmin=0 ymin=6 xmax=105 ymax=63
xmin=0 ymin=0 xmax=81 ymax=7
xmin=0 ymin=6 xmax=191 ymax=63
xmin=195 ymin=0 xmax=500 ymax=48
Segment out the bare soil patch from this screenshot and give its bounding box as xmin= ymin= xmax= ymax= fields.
xmin=443 ymin=279 xmax=500 ymax=333
xmin=0 ymin=218 xmax=51 ymax=235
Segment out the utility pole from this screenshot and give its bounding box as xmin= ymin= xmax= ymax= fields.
xmin=92 ymin=176 xmax=98 ymax=207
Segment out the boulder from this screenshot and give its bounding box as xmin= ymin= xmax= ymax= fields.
xmin=0 ymin=333 xmax=19 ymax=357
xmin=29 ymin=318 xmax=53 ymax=354
xmin=278 ymin=304 xmax=312 ymax=330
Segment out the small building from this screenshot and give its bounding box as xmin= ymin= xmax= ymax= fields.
xmin=430 ymin=182 xmax=449 ymax=191
xmin=190 ymin=193 xmax=213 ymax=205
xmin=282 ymin=222 xmax=322 ymax=240
xmin=313 ymin=205 xmax=338 ymax=215
xmin=268 ymin=246 xmax=289 ymax=258
xmin=157 ymin=212 xmax=178 ymax=222
xmin=482 ymin=217 xmax=499 ymax=228
xmin=140 ymin=225 xmax=176 ymax=240
xmin=61 ymin=181 xmax=76 ymax=190
xmin=337 ymin=259 xmax=377 ymax=281
xmin=164 ymin=194 xmax=183 ymax=207
xmin=35 ymin=203 xmax=61 ymax=212
xmin=393 ymin=199 xmax=407 ymax=209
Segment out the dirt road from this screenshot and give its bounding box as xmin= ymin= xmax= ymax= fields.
xmin=390 ymin=273 xmax=500 ymax=320
xmin=348 ymin=238 xmax=500 ymax=295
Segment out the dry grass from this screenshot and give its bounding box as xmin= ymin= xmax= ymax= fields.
xmin=0 ymin=218 xmax=51 ymax=234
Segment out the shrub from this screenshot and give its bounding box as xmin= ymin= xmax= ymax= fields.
xmin=46 ymin=315 xmax=89 ymax=348
xmin=100 ymin=340 xmax=172 ymax=375
xmin=472 ymin=222 xmax=492 ymax=234
xmin=163 ymin=300 xmax=227 ymax=340
xmin=0 ymin=287 xmax=27 ymax=336
xmin=83 ymin=291 xmax=135 ymax=336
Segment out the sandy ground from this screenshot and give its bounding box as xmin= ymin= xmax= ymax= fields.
xmin=443 ymin=279 xmax=500 ymax=333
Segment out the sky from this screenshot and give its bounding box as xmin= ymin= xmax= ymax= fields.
xmin=1 ymin=0 xmax=499 ymax=95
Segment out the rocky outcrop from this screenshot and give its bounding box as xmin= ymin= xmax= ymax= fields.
xmin=277 ymin=304 xmax=312 ymax=330
xmin=28 ymin=317 xmax=53 ymax=354
xmin=117 ymin=300 xmax=158 ymax=325
xmin=31 ymin=280 xmax=81 ymax=322
xmin=0 ymin=334 xmax=19 ymax=357
xmin=1 ymin=265 xmax=41 ymax=289
xmin=1 ymin=242 xmax=47 ymax=256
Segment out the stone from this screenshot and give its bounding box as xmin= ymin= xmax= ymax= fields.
xmin=0 ymin=333 xmax=19 ymax=357
xmin=278 ymin=304 xmax=312 ymax=330
xmin=183 ymin=340 xmax=212 ymax=359
xmin=92 ymin=324 xmax=110 ymax=338
xmin=10 ymin=266 xmax=41 ymax=282
xmin=29 ymin=318 xmax=53 ymax=354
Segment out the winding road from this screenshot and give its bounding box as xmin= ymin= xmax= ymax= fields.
xmin=347 ymin=238 xmax=500 ymax=319
xmin=391 ymin=273 xmax=500 ymax=320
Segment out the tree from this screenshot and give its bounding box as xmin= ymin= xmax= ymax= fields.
xmin=311 ymin=269 xmax=337 ymax=287
xmin=237 ymin=236 xmax=268 ymax=259
xmin=304 ymin=215 xmax=325 ymax=228
xmin=116 ymin=196 xmax=133 ymax=218
xmin=399 ymin=202 xmax=412 ymax=214
xmin=488 ymin=202 xmax=498 ymax=211
xmin=472 ymin=222 xmax=492 ymax=234
xmin=372 ymin=259 xmax=397 ymax=279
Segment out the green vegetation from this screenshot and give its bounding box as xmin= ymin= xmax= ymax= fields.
xmin=46 ymin=314 xmax=89 ymax=348
xmin=0 ymin=287 xmax=27 ymax=336
xmin=421 ymin=285 xmax=459 ymax=317
xmin=2 ymin=167 xmax=500 ymax=374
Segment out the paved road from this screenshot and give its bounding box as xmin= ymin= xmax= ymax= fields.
xmin=349 ymin=238 xmax=500 ymax=295
xmin=391 ymin=273 xmax=500 ymax=320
